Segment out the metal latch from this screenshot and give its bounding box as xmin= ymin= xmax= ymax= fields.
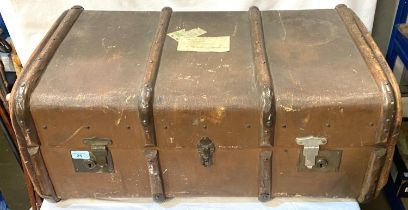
xmin=296 ymin=136 xmax=327 ymax=169
xmin=71 ymin=137 xmax=114 ymax=173
xmin=197 ymin=137 xmax=215 ymax=167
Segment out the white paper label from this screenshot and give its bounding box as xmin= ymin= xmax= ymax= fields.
xmin=167 ymin=27 xmax=230 ymax=52
xmin=177 ymin=36 xmax=230 ymax=52
xmin=71 ymin=151 xmax=90 ymax=160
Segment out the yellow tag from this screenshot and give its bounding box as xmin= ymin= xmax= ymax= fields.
xmin=177 ymin=36 xmax=230 ymax=52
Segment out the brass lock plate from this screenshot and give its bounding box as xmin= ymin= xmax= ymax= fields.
xmin=71 ymin=137 xmax=114 ymax=173
xmin=298 ymin=150 xmax=342 ymax=172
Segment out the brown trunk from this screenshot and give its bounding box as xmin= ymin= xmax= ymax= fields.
xmin=10 ymin=4 xmax=401 ymax=203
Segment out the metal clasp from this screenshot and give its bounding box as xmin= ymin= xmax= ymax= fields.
xmin=197 ymin=137 xmax=215 ymax=167
xmin=83 ymin=137 xmax=112 ymax=168
xmin=71 ymin=137 xmax=114 ymax=173
xmin=296 ymin=136 xmax=327 ymax=169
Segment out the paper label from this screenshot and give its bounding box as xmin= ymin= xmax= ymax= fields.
xmin=71 ymin=151 xmax=90 ymax=160
xmin=177 ymin=36 xmax=230 ymax=52
xmin=167 ymin=28 xmax=207 ymax=41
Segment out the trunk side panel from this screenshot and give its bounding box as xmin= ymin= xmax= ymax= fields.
xmin=30 ymin=11 xmax=160 ymax=198
xmin=262 ymin=10 xmax=384 ymax=147
xmin=272 ymin=147 xmax=372 ymax=197
xmin=154 ymin=12 xmax=260 ymax=147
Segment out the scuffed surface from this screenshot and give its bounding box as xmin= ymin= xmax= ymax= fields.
xmin=30 ymin=11 xmax=159 ymax=109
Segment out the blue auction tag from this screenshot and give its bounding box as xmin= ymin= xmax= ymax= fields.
xmin=70 ymin=151 xmax=90 ymax=160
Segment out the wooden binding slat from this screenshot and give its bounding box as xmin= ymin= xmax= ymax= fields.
xmin=248 ymin=6 xmax=275 ymax=147
xmin=138 ymin=7 xmax=172 ymax=147
xmin=258 ymin=151 xmax=272 ymax=202
xmin=10 ymin=6 xmax=84 ymax=200
xmin=139 ymin=7 xmax=172 ymax=202
xmin=145 ymin=149 xmax=165 ymax=202
xmin=336 ymin=4 xmax=402 ymax=201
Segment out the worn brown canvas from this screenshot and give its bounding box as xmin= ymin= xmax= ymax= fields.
xmin=9 ymin=4 xmax=402 ymax=203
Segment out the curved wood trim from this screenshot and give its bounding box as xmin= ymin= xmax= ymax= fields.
xmin=350 ymin=10 xmax=403 ymax=198
xmin=336 ymin=4 xmax=403 ymax=201
xmin=9 ymin=6 xmax=84 ymax=200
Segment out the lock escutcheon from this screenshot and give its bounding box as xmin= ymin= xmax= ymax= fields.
xmin=71 ymin=137 xmax=114 ymax=173
xmin=197 ymin=137 xmax=215 ymax=167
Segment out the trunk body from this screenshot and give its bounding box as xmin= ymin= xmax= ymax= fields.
xmin=10 ymin=5 xmax=402 ymax=203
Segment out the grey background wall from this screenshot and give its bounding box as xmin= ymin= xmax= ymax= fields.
xmin=372 ymin=0 xmax=399 ymax=55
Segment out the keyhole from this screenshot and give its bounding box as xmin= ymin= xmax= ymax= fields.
xmin=84 ymin=160 xmax=96 ymax=169
xmin=316 ymin=158 xmax=328 ymax=168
